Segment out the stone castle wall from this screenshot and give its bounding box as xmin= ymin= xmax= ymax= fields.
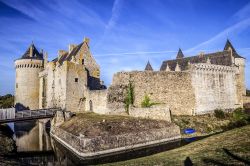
xmin=65 ymin=61 xmax=88 ymax=112
xmin=109 ymin=71 xmax=196 ymax=115
xmin=191 ymin=64 xmax=238 ymax=114
xmin=85 ymin=89 xmax=109 ymax=114
xmin=42 ymin=62 xmax=67 ymax=110
xmin=40 ymin=61 xmax=88 ymax=112
xmin=129 ymin=106 xmax=171 ymax=121
xmin=15 ymin=59 xmax=44 ymax=110
xmin=108 ymin=63 xmax=241 ymax=115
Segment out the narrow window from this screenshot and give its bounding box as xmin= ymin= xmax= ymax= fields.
xmin=82 ymin=59 xmax=84 ymax=65
xmin=75 ymin=78 xmax=78 ymax=82
xmin=16 ymin=83 xmax=18 ymax=88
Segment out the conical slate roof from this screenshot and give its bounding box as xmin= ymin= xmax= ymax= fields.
xmin=20 ymin=43 xmax=43 ymax=60
xmin=176 ymin=48 xmax=184 ymax=59
xmin=145 ymin=61 xmax=153 ymax=71
xmin=224 ymin=39 xmax=236 ymax=53
xmin=223 ymin=39 xmax=244 ymax=58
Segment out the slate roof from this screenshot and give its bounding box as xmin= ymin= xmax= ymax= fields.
xmin=223 ymin=39 xmax=244 ymax=59
xmin=145 ymin=61 xmax=153 ymax=71
xmin=176 ymin=48 xmax=184 ymax=59
xmin=160 ymin=40 xmax=244 ymax=71
xmin=19 ymin=43 xmax=43 ymax=60
xmin=52 ymin=42 xmax=84 ymax=64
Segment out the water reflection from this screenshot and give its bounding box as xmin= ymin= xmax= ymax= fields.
xmin=1 ymin=120 xmax=201 ymax=165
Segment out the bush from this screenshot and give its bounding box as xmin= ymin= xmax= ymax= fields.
xmin=141 ymin=94 xmax=160 ymax=108
xmin=247 ymin=89 xmax=250 ymax=96
xmin=214 ymin=109 xmax=225 ymax=119
xmin=141 ymin=95 xmax=151 ymax=108
xmin=233 ymin=108 xmax=249 ymax=121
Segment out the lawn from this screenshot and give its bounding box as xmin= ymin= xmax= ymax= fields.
xmin=101 ymin=125 xmax=250 ymax=166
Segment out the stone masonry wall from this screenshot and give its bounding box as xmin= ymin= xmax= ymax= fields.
xmin=65 ymin=61 xmax=88 ymax=112
xmin=15 ymin=59 xmax=43 ymax=110
xmin=129 ymin=106 xmax=171 ymax=122
xmin=191 ymin=63 xmax=238 ymax=114
xmin=85 ymin=89 xmax=109 ymax=114
xmin=44 ymin=62 xmax=67 ymax=110
xmin=109 ymin=71 xmax=196 ymax=115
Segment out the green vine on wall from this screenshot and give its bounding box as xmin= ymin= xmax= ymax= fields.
xmin=124 ymin=81 xmax=134 ymax=114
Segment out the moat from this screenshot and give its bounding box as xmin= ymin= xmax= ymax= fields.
xmin=0 ymin=119 xmax=199 ymax=165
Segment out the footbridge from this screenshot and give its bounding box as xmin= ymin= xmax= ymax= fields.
xmin=0 ymin=108 xmax=72 ymax=124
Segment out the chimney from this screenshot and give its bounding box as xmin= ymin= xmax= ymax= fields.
xmin=44 ymin=52 xmax=48 ymax=66
xmin=199 ymin=52 xmax=205 ymax=58
xmin=58 ymin=50 xmax=67 ymax=59
xmin=84 ymin=37 xmax=90 ymax=45
xmin=69 ymin=44 xmax=77 ymax=53
xmin=29 ymin=46 xmax=33 ymax=57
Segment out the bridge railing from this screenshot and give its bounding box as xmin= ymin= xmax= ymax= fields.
xmin=0 ymin=108 xmax=61 ymax=121
xmin=0 ymin=108 xmax=15 ymax=120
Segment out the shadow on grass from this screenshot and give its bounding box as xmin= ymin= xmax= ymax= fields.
xmin=201 ymin=148 xmax=250 ymax=165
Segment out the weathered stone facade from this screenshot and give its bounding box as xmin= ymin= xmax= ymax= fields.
xmin=129 ymin=106 xmax=171 ymax=121
xmin=15 ymin=58 xmax=44 ymax=110
xmin=109 ymin=71 xmax=196 ymax=115
xmin=106 ymin=40 xmax=246 ymax=115
xmin=15 ymin=38 xmax=105 ymax=112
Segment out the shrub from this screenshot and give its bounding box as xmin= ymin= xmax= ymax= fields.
xmin=233 ymin=108 xmax=249 ymax=121
xmin=214 ymin=109 xmax=225 ymax=119
xmin=246 ymin=89 xmax=250 ymax=96
xmin=141 ymin=94 xmax=160 ymax=108
xmin=141 ymin=95 xmax=151 ymax=108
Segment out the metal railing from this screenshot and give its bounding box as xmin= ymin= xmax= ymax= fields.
xmin=0 ymin=108 xmax=61 ymax=122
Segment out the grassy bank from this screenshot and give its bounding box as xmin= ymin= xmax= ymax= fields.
xmin=101 ymin=125 xmax=250 ymax=166
xmin=60 ymin=112 xmax=177 ymax=138
xmin=173 ymin=109 xmax=250 ymax=138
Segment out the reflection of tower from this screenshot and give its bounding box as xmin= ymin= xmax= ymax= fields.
xmin=39 ymin=119 xmax=52 ymax=151
xmin=52 ymin=70 xmax=56 ymax=107
xmin=15 ymin=43 xmax=44 ymax=110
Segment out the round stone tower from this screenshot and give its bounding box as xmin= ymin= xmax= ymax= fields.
xmin=15 ymin=43 xmax=44 ymax=110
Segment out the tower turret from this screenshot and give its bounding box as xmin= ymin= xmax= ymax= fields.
xmin=15 ymin=43 xmax=44 ymax=110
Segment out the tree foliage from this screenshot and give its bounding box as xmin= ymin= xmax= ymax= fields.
xmin=0 ymin=94 xmax=14 ymax=108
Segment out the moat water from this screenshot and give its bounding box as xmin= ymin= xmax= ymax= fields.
xmin=0 ymin=119 xmax=200 ymax=165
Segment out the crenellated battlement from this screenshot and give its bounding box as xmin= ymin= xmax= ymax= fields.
xmin=190 ymin=63 xmax=237 ymax=73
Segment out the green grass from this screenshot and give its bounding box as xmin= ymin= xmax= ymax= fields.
xmin=101 ymin=125 xmax=250 ymax=166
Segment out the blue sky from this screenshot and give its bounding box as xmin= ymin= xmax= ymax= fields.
xmin=0 ymin=0 xmax=250 ymax=95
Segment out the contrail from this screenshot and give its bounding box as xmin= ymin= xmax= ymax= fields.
xmin=94 ymin=50 xmax=177 ymax=57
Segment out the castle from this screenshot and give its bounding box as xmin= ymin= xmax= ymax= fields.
xmin=14 ymin=38 xmax=247 ymax=116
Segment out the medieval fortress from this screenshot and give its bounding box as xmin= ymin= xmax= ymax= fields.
xmin=14 ymin=38 xmax=247 ymax=116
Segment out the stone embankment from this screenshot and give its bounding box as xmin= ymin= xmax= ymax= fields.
xmin=50 ymin=112 xmax=180 ymax=158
